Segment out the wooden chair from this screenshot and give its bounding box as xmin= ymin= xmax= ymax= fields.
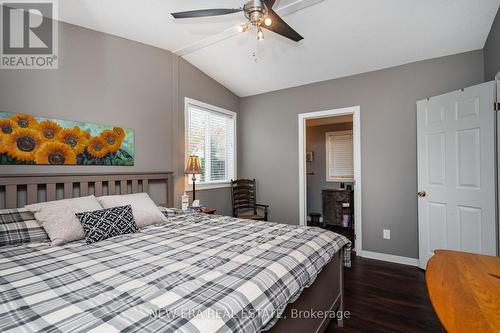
xmin=231 ymin=179 xmax=269 ymax=221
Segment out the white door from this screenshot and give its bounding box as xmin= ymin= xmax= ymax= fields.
xmin=417 ymin=81 xmax=497 ymax=269
xmin=498 ymin=80 xmax=500 ymax=256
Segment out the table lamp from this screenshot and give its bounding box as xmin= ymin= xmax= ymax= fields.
xmin=185 ymin=155 xmax=202 ymax=201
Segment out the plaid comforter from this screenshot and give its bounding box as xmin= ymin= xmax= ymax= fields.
xmin=0 ymin=213 xmax=351 ymax=333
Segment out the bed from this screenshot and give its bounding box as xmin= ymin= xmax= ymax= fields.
xmin=0 ymin=172 xmax=351 ymax=333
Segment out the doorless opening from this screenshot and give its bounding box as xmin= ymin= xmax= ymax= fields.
xmin=298 ymin=106 xmax=362 ymax=254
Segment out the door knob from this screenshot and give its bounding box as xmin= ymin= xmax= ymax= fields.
xmin=417 ymin=191 xmax=427 ymax=198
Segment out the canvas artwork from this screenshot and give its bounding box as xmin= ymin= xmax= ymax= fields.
xmin=306 ymin=151 xmax=314 ymax=162
xmin=0 ymin=112 xmax=134 ymax=165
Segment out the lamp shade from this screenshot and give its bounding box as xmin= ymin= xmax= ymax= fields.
xmin=185 ymin=155 xmax=202 ymax=174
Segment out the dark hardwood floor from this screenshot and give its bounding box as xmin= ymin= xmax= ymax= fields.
xmin=326 ymin=256 xmax=441 ymax=333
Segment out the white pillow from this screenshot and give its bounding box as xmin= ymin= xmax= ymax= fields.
xmin=25 ymin=195 xmax=103 ymax=246
xmin=96 ymin=193 xmax=168 ymax=228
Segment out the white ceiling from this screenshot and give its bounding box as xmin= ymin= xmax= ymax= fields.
xmin=58 ymin=0 xmax=500 ymax=97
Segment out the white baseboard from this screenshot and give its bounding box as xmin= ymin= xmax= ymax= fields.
xmin=357 ymin=250 xmax=419 ymax=267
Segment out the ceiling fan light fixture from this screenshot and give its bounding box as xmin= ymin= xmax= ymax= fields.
xmin=237 ymin=24 xmax=248 ymax=33
xmin=257 ymin=27 xmax=264 ymax=41
xmin=171 ymin=0 xmax=304 ymax=43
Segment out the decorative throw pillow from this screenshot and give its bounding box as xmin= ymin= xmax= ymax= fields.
xmin=0 ymin=208 xmax=49 ymax=246
xmin=158 ymin=206 xmax=190 ymax=218
xmin=76 ymin=205 xmax=139 ymax=244
xmin=96 ymin=193 xmax=168 ymax=228
xmin=25 ymin=195 xmax=104 ymax=246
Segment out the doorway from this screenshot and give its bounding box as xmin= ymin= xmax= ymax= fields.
xmin=298 ymin=106 xmax=362 ymax=254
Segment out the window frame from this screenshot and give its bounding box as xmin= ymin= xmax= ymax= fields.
xmin=325 ymin=130 xmax=354 ymax=182
xmin=184 ymin=97 xmax=237 ymax=191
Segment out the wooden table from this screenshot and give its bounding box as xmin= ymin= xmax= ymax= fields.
xmin=426 ymin=250 xmax=500 ymax=333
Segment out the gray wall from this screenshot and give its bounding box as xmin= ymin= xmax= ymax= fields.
xmin=239 ymin=50 xmax=484 ymax=259
xmin=306 ymin=122 xmax=353 ymax=215
xmin=172 ymin=58 xmax=240 ymax=216
xmin=0 ymin=21 xmax=239 ymax=212
xmin=484 ymin=7 xmax=500 ymax=81
xmin=0 ymin=18 xmax=492 ymax=257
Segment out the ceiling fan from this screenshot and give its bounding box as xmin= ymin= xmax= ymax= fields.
xmin=171 ymin=0 xmax=303 ymax=42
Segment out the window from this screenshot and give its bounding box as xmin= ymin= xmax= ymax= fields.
xmin=326 ymin=130 xmax=354 ymax=182
xmin=185 ymin=98 xmax=236 ymax=187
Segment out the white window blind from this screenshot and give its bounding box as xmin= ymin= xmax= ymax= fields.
xmin=326 ymin=130 xmax=354 ymax=181
xmin=186 ymin=101 xmax=235 ymax=185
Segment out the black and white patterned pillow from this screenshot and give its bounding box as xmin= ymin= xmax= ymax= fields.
xmin=76 ymin=205 xmax=139 ymax=244
xmin=0 ymin=208 xmax=49 ymax=246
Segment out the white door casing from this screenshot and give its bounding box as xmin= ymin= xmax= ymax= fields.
xmin=298 ymin=106 xmax=362 ymax=254
xmin=417 ymin=81 xmax=497 ymax=270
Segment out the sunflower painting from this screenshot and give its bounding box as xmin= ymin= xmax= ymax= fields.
xmin=0 ymin=112 xmax=134 ymax=166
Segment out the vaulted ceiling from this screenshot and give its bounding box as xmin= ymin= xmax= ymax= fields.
xmin=59 ymin=0 xmax=500 ymax=97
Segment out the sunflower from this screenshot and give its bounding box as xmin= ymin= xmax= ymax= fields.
xmin=0 ymin=133 xmax=5 ymax=154
xmin=70 ymin=126 xmax=90 ymax=140
xmin=0 ymin=119 xmax=19 ymax=135
xmin=10 ymin=114 xmax=38 ymax=129
xmin=113 ymin=127 xmax=126 ymax=140
xmin=4 ymin=128 xmax=43 ymax=161
xmin=100 ymin=130 xmax=123 ymax=153
xmin=35 ymin=141 xmax=76 ymax=165
xmin=86 ymin=136 xmax=108 ymax=158
xmin=56 ymin=128 xmax=87 ymax=155
xmin=38 ymin=120 xmax=62 ymax=140
xmin=80 ymin=129 xmax=91 ymax=139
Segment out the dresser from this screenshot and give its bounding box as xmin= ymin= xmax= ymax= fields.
xmin=322 ymin=189 xmax=354 ymax=228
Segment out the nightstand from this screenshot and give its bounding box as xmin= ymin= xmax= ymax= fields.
xmin=200 ymin=208 xmax=216 ymax=215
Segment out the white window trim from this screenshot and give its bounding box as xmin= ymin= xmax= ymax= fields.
xmin=186 ymin=182 xmax=232 ymax=192
xmin=184 ymin=97 xmax=237 ymax=191
xmin=325 ymin=130 xmax=354 ymax=182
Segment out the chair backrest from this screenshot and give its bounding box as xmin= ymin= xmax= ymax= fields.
xmin=231 ymin=179 xmax=257 ymax=216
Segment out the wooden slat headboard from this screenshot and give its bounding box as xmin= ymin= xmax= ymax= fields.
xmin=0 ymin=172 xmax=174 ymax=209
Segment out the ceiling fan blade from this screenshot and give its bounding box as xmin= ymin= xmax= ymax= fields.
xmin=263 ymin=9 xmax=303 ymax=42
xmin=262 ymin=0 xmax=277 ymax=9
xmin=171 ymin=8 xmax=242 ymax=19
